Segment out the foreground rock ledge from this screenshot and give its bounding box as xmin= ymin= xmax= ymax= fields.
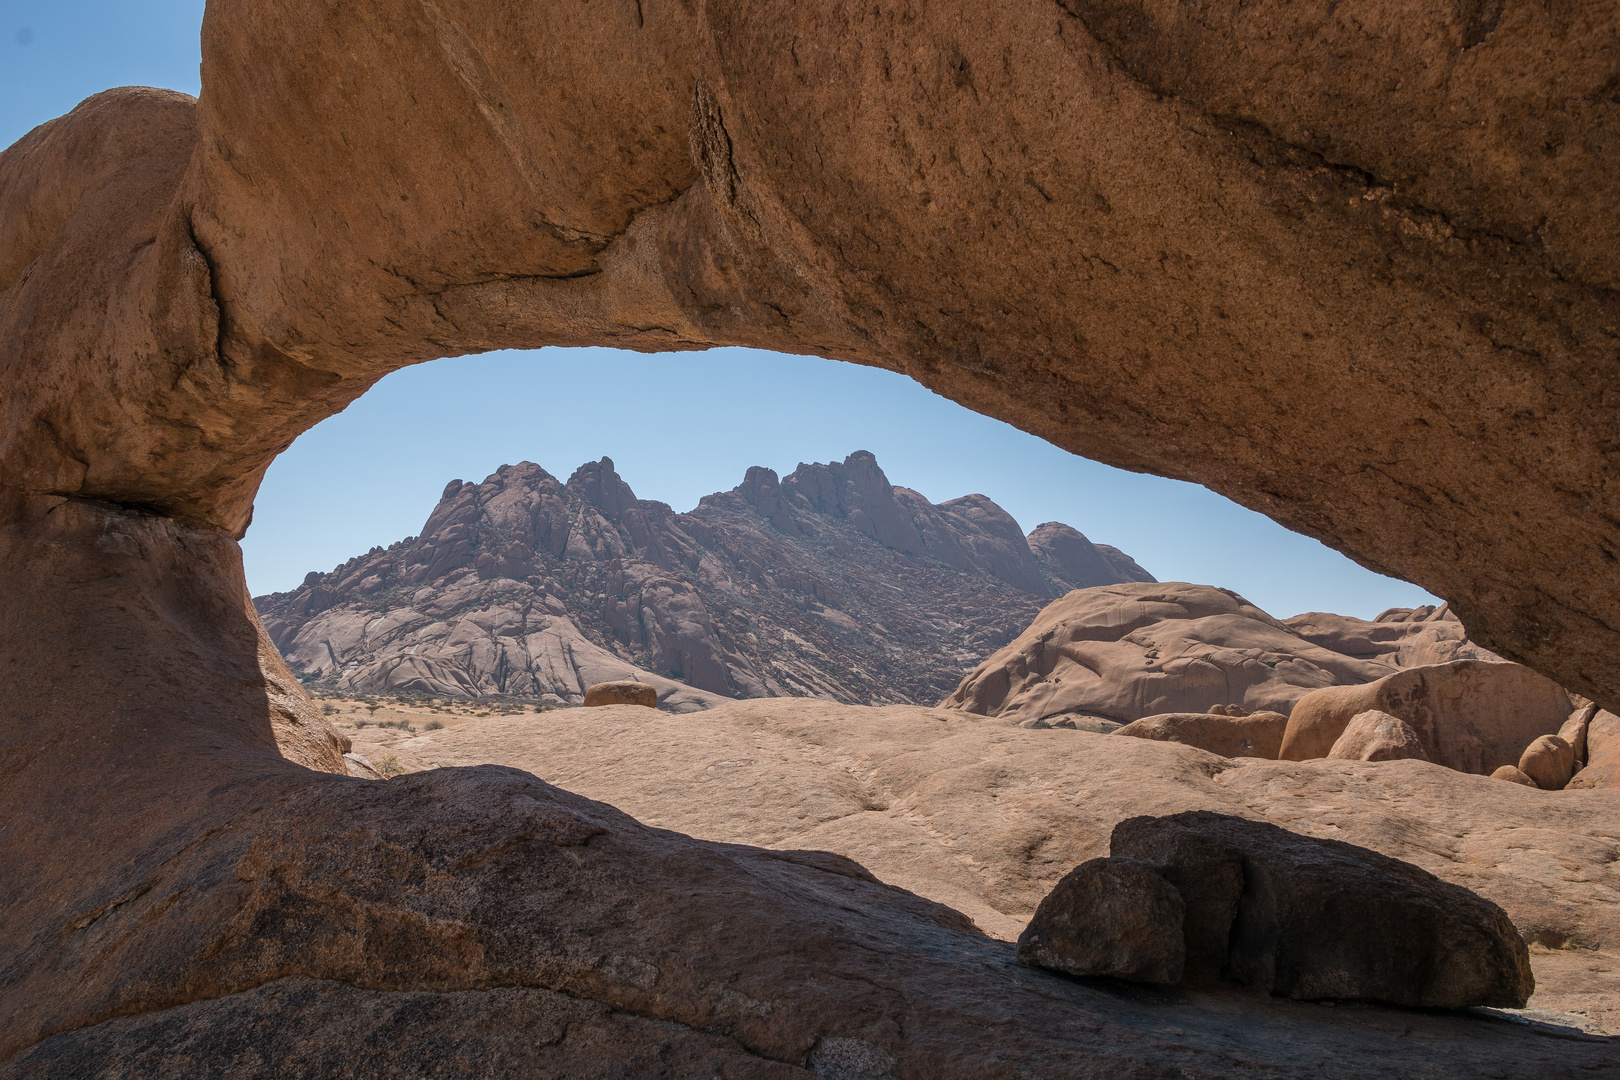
xmin=1 ymin=765 xmax=1613 ymax=1078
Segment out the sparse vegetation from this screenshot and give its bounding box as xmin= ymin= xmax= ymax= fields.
xmin=424 ymin=720 xmax=445 ymax=731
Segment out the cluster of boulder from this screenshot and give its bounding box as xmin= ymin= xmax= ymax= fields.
xmin=1017 ymin=812 xmax=1534 ymax=1009
xmin=1105 ymin=654 xmax=1615 ymax=789
xmin=1494 ymin=703 xmax=1619 ymax=791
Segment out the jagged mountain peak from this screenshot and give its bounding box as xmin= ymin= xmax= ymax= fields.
xmin=257 ymin=452 xmax=1154 ymax=707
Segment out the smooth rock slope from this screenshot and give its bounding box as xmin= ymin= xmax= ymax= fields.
xmin=943 ymin=582 xmax=1510 ymax=725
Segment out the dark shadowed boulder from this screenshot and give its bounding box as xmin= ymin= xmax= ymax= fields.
xmin=1107 ymin=818 xmax=1245 ymax=981
xmin=1015 ymin=858 xmax=1186 ymax=985
xmin=1108 ymin=813 xmax=1534 ymax=1008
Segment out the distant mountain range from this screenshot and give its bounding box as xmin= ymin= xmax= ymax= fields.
xmin=254 ymin=451 xmax=1154 ymax=707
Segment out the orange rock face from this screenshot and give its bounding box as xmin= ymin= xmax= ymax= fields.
xmin=3 ymin=3 xmax=1619 ymax=1072
xmin=1327 ymin=710 xmax=1430 ymax=763
xmin=1114 ymin=711 xmax=1290 ymax=759
xmin=943 ymin=582 xmax=1505 ymax=726
xmin=1279 ymin=660 xmax=1572 ymax=773
xmin=583 ymin=681 xmax=659 ymax=709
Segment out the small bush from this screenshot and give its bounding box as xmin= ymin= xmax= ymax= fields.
xmin=424 ymin=720 xmax=445 ymax=731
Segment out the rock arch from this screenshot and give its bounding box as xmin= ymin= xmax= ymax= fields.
xmin=1 ymin=1 xmax=1616 ymax=1070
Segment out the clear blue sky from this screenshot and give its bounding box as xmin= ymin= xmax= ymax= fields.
xmin=4 ymin=1 xmax=1440 ymax=620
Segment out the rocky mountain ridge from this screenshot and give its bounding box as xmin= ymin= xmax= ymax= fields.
xmin=254 ymin=452 xmax=1154 ymax=706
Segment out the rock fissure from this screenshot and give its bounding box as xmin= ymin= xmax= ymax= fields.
xmin=181 ymin=216 xmax=229 ymax=375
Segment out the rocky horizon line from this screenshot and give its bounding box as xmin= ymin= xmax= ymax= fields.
xmin=257 ymin=448 xmax=1147 ymax=598
xmin=254 ymin=449 xmax=1155 ymax=705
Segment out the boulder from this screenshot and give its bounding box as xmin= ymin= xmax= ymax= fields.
xmin=1105 ymin=817 xmax=1245 ymax=982
xmin=1278 ymin=660 xmax=1571 ymax=774
xmin=1326 ymin=711 xmax=1428 ymax=763
xmin=1490 ymin=765 xmax=1539 ymax=787
xmin=1518 ymin=735 xmax=1576 ymax=791
xmin=583 ymin=681 xmax=658 ymax=709
xmin=1113 ymin=711 xmax=1288 ymax=759
xmin=1567 ymin=709 xmax=1620 ymax=790
xmin=1110 ymin=813 xmax=1535 ymax=1009
xmin=1015 ymin=857 xmax=1186 ymax=985
xmin=342 ymin=752 xmax=385 ymax=780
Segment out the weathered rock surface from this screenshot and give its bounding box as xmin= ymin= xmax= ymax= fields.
xmin=1279 ymin=660 xmax=1572 ymax=774
xmin=1110 ymin=812 xmax=1534 ymax=1008
xmin=352 ymin=698 xmax=1620 ymax=1035
xmin=1327 ymin=710 xmax=1429 ymax=763
xmin=943 ymin=582 xmax=1512 ymax=727
xmin=342 ymin=752 xmax=385 ymax=780
xmin=583 ymin=681 xmax=658 ymax=709
xmin=11 ymin=708 xmax=1615 ymax=1077
xmin=1113 ymin=710 xmax=1289 ymax=758
xmin=5 ymin=4 xmax=1620 ymax=1075
xmin=255 ymin=455 xmax=1149 ymax=706
xmin=1562 ymin=704 xmax=1597 ymax=765
xmin=1015 ymin=857 xmax=1186 ymax=985
xmin=0 ymin=979 xmax=815 ymax=1080
xmin=1568 ymin=710 xmax=1620 ymax=791
xmin=1284 ymin=602 xmax=1505 ymax=669
xmin=8 ymin=2 xmax=1619 ymax=708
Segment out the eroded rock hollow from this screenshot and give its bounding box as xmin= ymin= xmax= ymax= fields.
xmin=2 ymin=0 xmax=1617 ymax=1073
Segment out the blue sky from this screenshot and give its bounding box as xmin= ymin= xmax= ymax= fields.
xmin=3 ymin=1 xmax=1440 ymax=619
